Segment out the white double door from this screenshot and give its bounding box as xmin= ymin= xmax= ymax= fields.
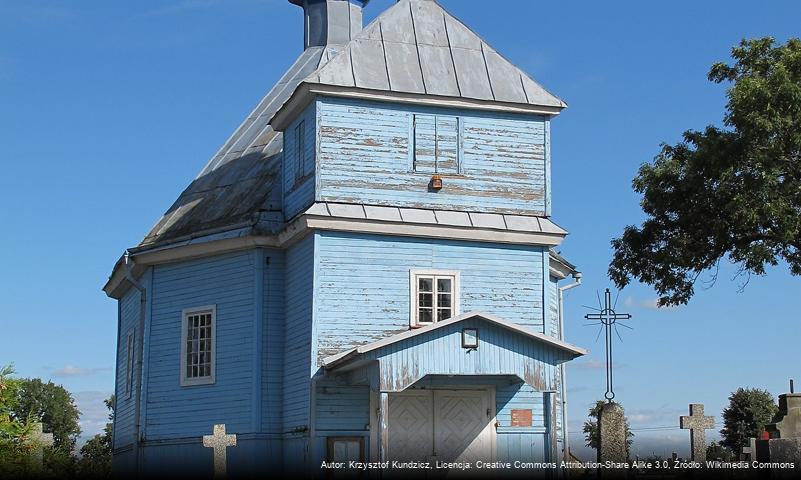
xmin=388 ymin=389 xmax=494 ymax=463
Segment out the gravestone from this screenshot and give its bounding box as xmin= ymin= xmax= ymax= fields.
xmin=203 ymin=424 xmax=237 ymax=478
xmin=679 ymin=403 xmax=714 ymax=462
xmin=599 ymin=402 xmax=627 ymax=463
xmin=29 ymin=422 xmax=54 ymax=467
xmin=755 ymin=393 xmax=801 ymax=472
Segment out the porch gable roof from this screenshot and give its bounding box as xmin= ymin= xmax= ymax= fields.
xmin=322 ymin=311 xmax=587 ymax=370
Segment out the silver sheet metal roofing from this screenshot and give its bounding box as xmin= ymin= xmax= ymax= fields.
xmin=304 ymin=0 xmax=565 ymax=107
xmin=138 ymin=0 xmax=564 ymax=249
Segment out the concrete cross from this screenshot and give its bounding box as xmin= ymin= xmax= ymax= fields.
xmin=680 ymin=404 xmax=715 ymax=462
xmin=30 ymin=422 xmax=54 ymax=466
xmin=202 ymin=424 xmax=236 ymax=478
xmin=742 ymin=437 xmax=757 ymax=460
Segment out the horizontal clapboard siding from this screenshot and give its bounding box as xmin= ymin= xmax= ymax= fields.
xmin=315 ymin=231 xmax=546 ymax=362
xmin=317 ymin=96 xmax=548 ymax=215
xmin=283 ymin=234 xmax=316 ymax=431
xmin=496 ymin=383 xmax=546 ymax=428
xmin=284 ymin=102 xmax=317 ymax=220
xmin=145 ymin=251 xmax=256 ymax=439
xmin=263 ymin=251 xmax=285 ymax=433
xmin=113 ymin=285 xmax=141 ymax=448
xmin=314 ymin=385 xmax=370 ymax=431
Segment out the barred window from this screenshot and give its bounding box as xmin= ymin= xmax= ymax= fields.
xmin=180 ymin=306 xmax=216 ymax=386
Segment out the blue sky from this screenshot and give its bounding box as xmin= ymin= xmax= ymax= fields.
xmin=1 ymin=0 xmax=799 ymax=455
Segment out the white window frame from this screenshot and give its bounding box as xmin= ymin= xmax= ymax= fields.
xmin=409 ymin=269 xmax=461 ymax=328
xmin=180 ymin=305 xmax=217 ymax=387
xmin=124 ymin=330 xmax=135 ymax=399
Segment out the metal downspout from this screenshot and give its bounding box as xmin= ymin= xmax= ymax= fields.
xmin=558 ymin=272 xmax=581 ymax=467
xmin=124 ymin=252 xmax=147 ymax=475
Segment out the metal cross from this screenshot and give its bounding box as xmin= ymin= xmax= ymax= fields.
xmin=584 ymin=288 xmax=631 ymax=401
xmin=680 ymin=404 xmax=715 ymax=462
xmin=203 ymin=424 xmax=237 ymax=478
xmin=30 ymin=422 xmax=54 ymax=467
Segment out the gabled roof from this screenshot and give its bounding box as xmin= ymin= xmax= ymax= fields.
xmin=302 ymin=0 xmax=565 ymax=109
xmin=322 ymin=311 xmax=587 ymax=370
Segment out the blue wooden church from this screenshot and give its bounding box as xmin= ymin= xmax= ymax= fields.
xmin=103 ymin=0 xmax=586 ymax=476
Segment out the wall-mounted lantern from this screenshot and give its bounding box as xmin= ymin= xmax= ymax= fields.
xmin=462 ymin=328 xmax=479 ymax=349
xmin=430 ymin=174 xmax=443 ymax=190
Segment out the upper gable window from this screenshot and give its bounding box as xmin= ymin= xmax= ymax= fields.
xmin=180 ymin=305 xmax=216 ymax=387
xmin=410 ymin=269 xmax=460 ymax=327
xmin=413 ymin=114 xmax=460 ymax=175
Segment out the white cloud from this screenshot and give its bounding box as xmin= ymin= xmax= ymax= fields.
xmin=52 ymin=365 xmax=111 ymax=378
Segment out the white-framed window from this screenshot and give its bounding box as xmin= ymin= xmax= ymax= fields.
xmin=124 ymin=330 xmax=135 ymax=399
xmin=180 ymin=305 xmax=216 ymax=387
xmin=409 ymin=269 xmax=460 ymax=327
xmin=412 ymin=114 xmax=460 ymax=174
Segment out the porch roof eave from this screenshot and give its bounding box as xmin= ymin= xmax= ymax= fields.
xmin=322 ymin=311 xmax=588 ymax=371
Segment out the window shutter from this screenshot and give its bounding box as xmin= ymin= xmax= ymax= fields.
xmin=414 ymin=114 xmax=459 ymax=174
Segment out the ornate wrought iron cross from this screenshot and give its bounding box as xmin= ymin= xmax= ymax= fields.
xmin=584 ymin=289 xmax=632 ymax=402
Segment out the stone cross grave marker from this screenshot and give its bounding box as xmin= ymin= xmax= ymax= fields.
xmin=680 ymin=404 xmax=714 ymax=462
xmin=741 ymin=437 xmax=757 ymax=460
xmin=30 ymin=422 xmax=54 ymax=467
xmin=203 ymin=424 xmax=237 ymax=478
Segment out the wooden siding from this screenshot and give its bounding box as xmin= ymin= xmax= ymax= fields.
xmin=284 ymin=102 xmax=317 ymax=220
xmin=548 ymin=275 xmax=560 ymax=339
xmin=282 ymin=234 xmax=316 ymax=431
xmin=358 ymin=317 xmax=568 ymax=392
xmin=315 ymin=231 xmax=546 ymax=362
xmin=317 ymin=97 xmax=548 ymax=215
xmin=314 ymin=384 xmax=370 ymax=432
xmin=113 ymin=285 xmax=142 ymax=448
xmin=496 ymin=383 xmax=548 ymax=462
xmin=145 ymin=251 xmax=256 ymax=439
xmin=262 ymin=251 xmax=286 ymax=433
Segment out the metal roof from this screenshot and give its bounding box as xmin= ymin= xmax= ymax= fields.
xmin=139 ymin=46 xmax=342 ymax=247
xmin=302 ymin=0 xmax=565 ymax=109
xmin=304 ymin=202 xmax=568 ymax=236
xmin=135 ymin=0 xmax=565 ymax=250
xmin=322 ymin=311 xmax=587 ymax=370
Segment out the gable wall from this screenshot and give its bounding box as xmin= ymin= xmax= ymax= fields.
xmin=314 ymin=231 xmax=548 ymax=365
xmin=316 ymin=96 xmax=550 ymax=215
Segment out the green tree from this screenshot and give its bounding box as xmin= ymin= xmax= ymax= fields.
xmin=582 ymin=400 xmax=634 ymax=460
xmin=609 ymin=37 xmax=801 ymax=306
xmin=12 ymin=378 xmax=82 ymax=452
xmin=720 ymin=387 xmax=778 ymax=454
xmin=0 ymin=365 xmax=37 ymax=477
xmin=76 ymin=395 xmax=114 ymax=479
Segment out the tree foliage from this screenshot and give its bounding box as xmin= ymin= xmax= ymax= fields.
xmin=720 ymin=387 xmax=778 ymax=454
xmin=0 ymin=365 xmax=37 ymax=477
xmin=12 ymin=378 xmax=82 ymax=452
xmin=610 ymin=37 xmax=801 ymax=305
xmin=582 ymin=400 xmax=634 ymax=460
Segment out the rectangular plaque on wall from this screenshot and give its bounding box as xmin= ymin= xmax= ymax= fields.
xmin=511 ymin=409 xmax=533 ymax=427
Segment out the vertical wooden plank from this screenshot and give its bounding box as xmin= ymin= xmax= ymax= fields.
xmin=252 ymin=249 xmax=265 ymax=432
xmin=544 ymin=119 xmax=552 ymax=216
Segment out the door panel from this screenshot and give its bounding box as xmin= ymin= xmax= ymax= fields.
xmin=434 ymin=390 xmax=492 ymax=463
xmin=388 ymin=391 xmax=434 ymax=461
